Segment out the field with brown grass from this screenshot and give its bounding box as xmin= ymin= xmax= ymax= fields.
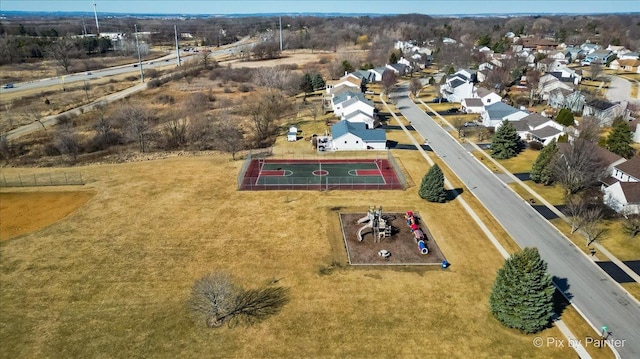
xmin=0 ymin=144 xmax=586 ymax=358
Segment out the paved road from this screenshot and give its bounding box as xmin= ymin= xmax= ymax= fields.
xmin=394 ymin=85 xmax=640 ymax=358
xmin=606 ymin=75 xmax=640 ymax=104
xmin=0 ymin=39 xmax=250 ymax=94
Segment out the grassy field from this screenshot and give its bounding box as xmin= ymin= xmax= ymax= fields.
xmin=0 ymin=128 xmax=593 ymax=358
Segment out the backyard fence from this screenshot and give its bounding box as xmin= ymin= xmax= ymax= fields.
xmin=0 ymin=172 xmax=84 ymax=187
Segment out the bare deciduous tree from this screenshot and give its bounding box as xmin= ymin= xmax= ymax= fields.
xmin=46 ymin=36 xmax=78 ymax=74
xmin=409 ymin=77 xmax=422 ymax=97
xmin=563 ymin=194 xmax=588 ymax=233
xmin=92 ymin=105 xmax=117 ymax=150
xmin=588 ymin=62 xmax=604 ymax=81
xmin=553 ymin=138 xmax=607 ymax=196
xmin=190 ymin=272 xmax=289 ymax=328
xmin=119 ymin=104 xmax=153 ymax=153
xmin=581 ymin=207 xmax=606 ymax=246
xmin=162 ymin=119 xmax=188 ymax=149
xmin=212 ymin=114 xmax=245 ymax=160
xmin=53 ymin=123 xmax=80 ymax=161
xmin=245 ymin=91 xmax=291 ymax=147
xmin=622 ymin=213 xmax=640 ymax=238
xmin=381 ymin=69 xmax=397 ymax=96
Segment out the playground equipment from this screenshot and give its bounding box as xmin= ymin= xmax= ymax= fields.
xmin=418 ymin=240 xmax=428 ymax=254
xmin=406 ymin=211 xmax=429 ymax=254
xmin=357 ymin=206 xmax=392 ymax=242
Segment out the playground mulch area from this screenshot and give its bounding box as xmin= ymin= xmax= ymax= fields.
xmin=339 ymin=212 xmax=446 ymax=265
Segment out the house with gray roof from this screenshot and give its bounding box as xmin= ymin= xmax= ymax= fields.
xmin=368 ymin=67 xmax=388 ymax=82
xmin=461 ymin=98 xmax=485 ymax=113
xmin=582 ymin=99 xmax=630 ymax=127
xmin=336 ymin=95 xmax=375 ymax=118
xmin=440 ymin=70 xmax=475 ymax=103
xmin=343 ymin=110 xmax=376 ymax=129
xmin=505 ymin=113 xmax=565 ymax=145
xmin=481 ymin=102 xmax=529 ymax=128
xmin=330 ymin=120 xmax=387 ymax=151
xmin=602 ymin=156 xmax=640 ymax=215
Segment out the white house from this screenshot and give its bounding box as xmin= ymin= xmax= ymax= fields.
xmin=507 ymin=113 xmax=565 ymax=145
xmin=337 ymin=96 xmax=375 ymax=118
xmin=326 ymin=75 xmax=361 ymax=94
xmin=368 ymin=67 xmax=388 ymax=82
xmin=475 ymin=87 xmax=502 ymax=106
xmin=331 ymin=91 xmax=368 ymax=115
xmin=481 ymin=102 xmax=529 ymax=128
xmin=538 ymin=73 xmax=574 ymax=101
xmin=287 ymin=126 xmax=298 ymax=142
xmin=602 ymin=157 xmax=640 ymax=214
xmin=331 ymin=120 xmax=387 ymax=151
xmin=440 ymin=70 xmax=475 ymax=103
xmin=343 ymin=110 xmax=376 ymax=129
xmin=460 ymin=98 xmax=485 ymax=114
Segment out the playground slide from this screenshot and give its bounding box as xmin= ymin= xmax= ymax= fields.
xmin=357 ymin=222 xmax=373 ymax=241
xmin=357 ymin=215 xmax=371 ymax=224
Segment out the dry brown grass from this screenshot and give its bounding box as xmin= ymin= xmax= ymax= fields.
xmin=0 ymin=146 xmax=582 ymax=358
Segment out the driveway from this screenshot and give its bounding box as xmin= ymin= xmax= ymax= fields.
xmin=394 ymin=84 xmax=640 ymax=358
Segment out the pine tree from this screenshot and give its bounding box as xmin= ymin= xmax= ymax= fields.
xmin=419 ymin=164 xmax=447 ymax=203
xmin=555 ymin=108 xmax=575 ymax=127
xmin=530 ymin=139 xmax=558 ymax=185
xmin=489 ymin=247 xmax=555 ymax=334
xmin=491 ymin=120 xmax=521 ymax=159
xmin=606 ymin=118 xmax=635 ymax=159
xmin=311 ymin=73 xmax=325 ymax=91
xmin=299 ymin=73 xmax=314 ymax=95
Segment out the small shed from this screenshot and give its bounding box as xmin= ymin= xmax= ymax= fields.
xmin=287 ymin=126 xmax=298 ymax=142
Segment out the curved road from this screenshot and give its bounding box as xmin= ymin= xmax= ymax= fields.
xmin=394 ymin=85 xmax=640 ymax=358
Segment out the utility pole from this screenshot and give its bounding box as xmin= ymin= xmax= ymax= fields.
xmin=134 ymin=24 xmax=144 ymax=83
xmin=93 ymin=2 xmax=100 ymax=35
xmin=174 ymin=25 xmax=181 ymax=67
xmin=279 ymin=16 xmax=283 ymax=52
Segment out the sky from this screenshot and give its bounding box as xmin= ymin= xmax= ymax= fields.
xmin=0 ymin=0 xmax=638 ymax=16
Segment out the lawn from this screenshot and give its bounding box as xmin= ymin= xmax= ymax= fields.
xmin=1 ymin=147 xmax=585 ymax=358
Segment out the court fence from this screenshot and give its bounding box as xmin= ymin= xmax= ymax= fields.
xmin=0 ymin=172 xmax=84 ymax=187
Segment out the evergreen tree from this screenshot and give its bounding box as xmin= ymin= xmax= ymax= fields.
xmin=299 ymin=73 xmax=314 ymax=95
xmin=606 ymin=118 xmax=635 ymax=159
xmin=389 ymin=51 xmax=399 ymax=64
xmin=419 ymin=164 xmax=447 ymax=203
xmin=311 ymin=73 xmax=325 ymax=91
xmin=489 ymin=248 xmax=555 ymax=334
xmin=491 ymin=120 xmax=521 ymax=159
xmin=530 ymin=139 xmax=558 ymax=185
xmin=555 ymin=108 xmax=575 ymax=127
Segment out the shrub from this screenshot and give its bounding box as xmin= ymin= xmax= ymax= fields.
xmin=223 ymin=87 xmax=233 ymax=93
xmin=125 ymin=76 xmax=138 ymax=82
xmin=528 ymin=141 xmax=544 ymax=151
xmin=238 ymin=84 xmax=253 ymax=92
xmin=147 ymin=79 xmax=162 ymax=89
xmin=156 ymin=94 xmax=175 ymax=105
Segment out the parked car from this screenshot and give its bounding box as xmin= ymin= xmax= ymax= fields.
xmin=463 ymin=122 xmax=479 ymax=127
xmin=446 ymin=107 xmax=459 ymax=114
xmin=432 ymin=98 xmax=448 ymax=103
xmin=2 ymin=83 xmax=14 ymax=89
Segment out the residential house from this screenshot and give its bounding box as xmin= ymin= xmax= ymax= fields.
xmin=331 ymin=91 xmax=366 ymax=114
xmin=330 ymin=120 xmax=387 ymax=151
xmin=582 ymin=49 xmax=614 ymax=66
xmin=326 ymin=75 xmax=361 ymax=94
xmin=481 ymin=102 xmax=529 ymax=128
xmin=564 ymin=91 xmax=587 ymax=114
xmin=564 ymin=46 xmax=584 ymax=63
xmin=461 ymin=98 xmax=485 ymax=114
xmin=368 ymin=67 xmax=388 ymax=82
xmin=619 ymin=52 xmax=640 ymax=61
xmin=440 ymin=70 xmax=475 ymax=103
xmin=538 ymin=73 xmax=574 ymax=101
xmin=337 ymin=95 xmax=376 ymax=118
xmin=343 ymin=110 xmax=376 ymax=129
xmin=385 ymin=63 xmax=408 ymax=76
xmin=475 ymin=87 xmax=502 ymax=106
xmin=521 ymin=38 xmax=558 ymax=53
xmin=580 ymin=42 xmax=600 ymax=54
xmin=547 ymin=88 xmax=574 ymax=109
xmin=507 ymin=113 xmax=565 ymax=145
xmin=602 ymin=156 xmax=640 ymax=214
xmin=614 ymin=59 xmax=640 ymax=73
xmin=582 ymin=100 xmax=629 ymax=126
